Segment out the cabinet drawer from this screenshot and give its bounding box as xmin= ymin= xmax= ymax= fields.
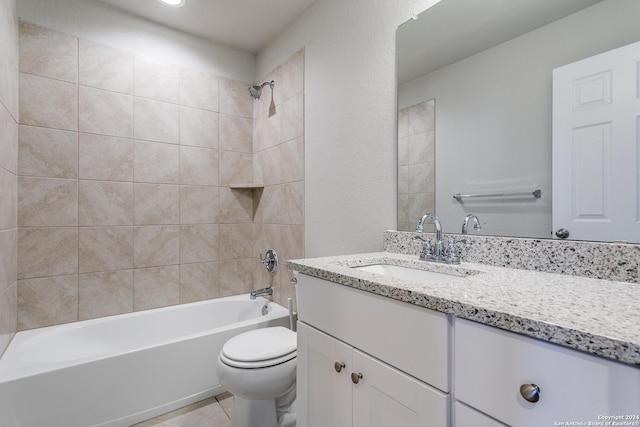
xmin=454 ymin=318 xmax=640 ymax=427
xmin=297 ymin=275 xmax=449 ymax=391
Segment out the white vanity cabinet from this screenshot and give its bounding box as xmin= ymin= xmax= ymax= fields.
xmin=296 ymin=275 xmax=450 ymax=427
xmin=454 ymin=318 xmax=640 ymax=427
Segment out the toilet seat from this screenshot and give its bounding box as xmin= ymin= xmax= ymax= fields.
xmin=221 ymin=326 xmax=297 ymax=369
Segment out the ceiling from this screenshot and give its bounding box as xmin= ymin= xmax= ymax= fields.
xmin=98 ymin=0 xmax=315 ymax=53
xmin=397 ymin=0 xmax=604 ymax=84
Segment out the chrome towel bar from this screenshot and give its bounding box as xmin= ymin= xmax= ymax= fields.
xmin=453 ymin=189 xmax=541 ymax=201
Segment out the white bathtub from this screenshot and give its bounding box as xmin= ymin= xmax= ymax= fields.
xmin=0 ymin=294 xmax=291 ymax=427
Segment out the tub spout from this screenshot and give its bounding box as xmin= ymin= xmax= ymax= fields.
xmin=250 ymin=287 xmax=273 ymax=300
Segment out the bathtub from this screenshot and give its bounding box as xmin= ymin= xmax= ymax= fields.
xmin=0 ymin=294 xmax=291 ymax=427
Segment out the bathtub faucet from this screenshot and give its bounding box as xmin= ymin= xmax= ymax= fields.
xmin=250 ymin=287 xmax=274 ymax=299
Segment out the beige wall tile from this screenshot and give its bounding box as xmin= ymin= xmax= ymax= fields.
xmin=180 ymin=185 xmax=218 ymax=224
xmin=253 ymin=185 xmax=280 ymax=224
xmin=133 ymin=225 xmax=179 ymax=268
xmin=408 ymin=162 xmax=435 ymax=194
xmin=408 ymin=99 xmax=435 ymax=135
xmin=0 ymin=104 xmax=18 ymax=174
xmin=18 ymin=227 xmax=78 ymax=279
xmin=19 ymin=125 xmax=78 ymax=178
xmin=0 ymin=229 xmax=17 ymax=291
xmin=280 ymin=49 xmax=304 ymax=102
xmin=18 ymin=177 xmax=77 ymax=227
xmin=398 ymin=165 xmax=409 ymax=194
xmin=134 ymin=56 xmax=179 ymax=103
xmin=281 ymin=181 xmax=304 ymax=225
xmin=79 ymin=86 xmax=133 ymax=138
xmin=79 ymin=180 xmax=134 ymax=226
xmin=220 ymin=77 xmax=252 ymax=118
xmin=180 ymin=68 xmax=218 ymax=112
xmin=218 ymin=188 xmax=253 ymax=223
xmin=219 ymin=223 xmax=254 ymax=260
xmin=19 ymin=73 xmax=78 ymax=131
xmin=398 ymin=108 xmax=410 ymax=139
xmin=0 ymin=282 xmax=17 ymax=354
xmin=134 ymin=265 xmax=179 ymax=310
xmin=79 ymin=133 xmax=133 ymax=181
xmin=398 ymin=135 xmax=409 ymax=167
xmin=0 ymin=2 xmax=18 ymax=122
xmin=179 ymin=146 xmax=218 ymax=186
xmin=79 ymin=38 xmax=133 ymax=94
xmin=19 ymin=21 xmax=78 ymax=83
xmin=407 ymin=132 xmax=432 ymax=165
xmin=134 ymin=183 xmax=179 ymax=225
xmin=180 ymin=224 xmax=219 ymax=263
xmin=219 ymin=114 xmax=252 ymax=153
xmin=179 ymin=261 xmax=220 ymax=303
xmin=179 ymin=106 xmax=218 ymax=149
xmin=133 ymin=140 xmax=179 ymax=184
xmin=408 ymin=193 xmax=435 ymax=223
xmin=134 ymin=97 xmax=179 ymax=144
xmin=79 ymin=226 xmax=133 ymax=273
xmin=253 ymin=110 xmax=280 ymax=152
xmin=78 ymin=269 xmax=133 ymax=320
xmin=219 ymin=151 xmax=252 ymax=186
xmin=280 ymin=137 xmax=304 ymax=183
xmin=218 ymin=258 xmax=253 ymax=297
xmin=281 ymin=92 xmax=304 ymax=143
xmin=0 ymin=167 xmax=16 ymax=230
xmin=18 ymin=274 xmax=78 ymax=330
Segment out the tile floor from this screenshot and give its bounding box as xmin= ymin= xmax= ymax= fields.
xmin=132 ymin=393 xmax=233 ymax=427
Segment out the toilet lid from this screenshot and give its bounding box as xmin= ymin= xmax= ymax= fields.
xmin=222 ymin=327 xmax=297 ymax=364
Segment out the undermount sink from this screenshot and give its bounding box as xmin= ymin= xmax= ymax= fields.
xmin=352 ymin=264 xmax=462 ymax=284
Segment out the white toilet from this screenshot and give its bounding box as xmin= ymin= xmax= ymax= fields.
xmin=216 ymin=326 xmax=297 ymax=427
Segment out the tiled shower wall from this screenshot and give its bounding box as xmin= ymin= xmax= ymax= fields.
xmin=0 ymin=0 xmax=18 ymax=355
xmin=16 ymin=21 xmax=304 ymax=330
xmin=397 ymin=99 xmax=435 ymax=232
xmin=253 ymin=50 xmax=305 ymax=308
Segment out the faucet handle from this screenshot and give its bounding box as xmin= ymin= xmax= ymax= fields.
xmin=445 ymin=239 xmax=465 ymax=264
xmin=419 ymin=238 xmax=434 ymax=261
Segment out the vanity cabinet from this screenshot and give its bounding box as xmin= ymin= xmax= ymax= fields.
xmin=296 ymin=275 xmax=450 ymax=427
xmin=454 ymin=318 xmax=640 ymax=427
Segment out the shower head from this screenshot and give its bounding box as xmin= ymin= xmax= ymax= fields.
xmin=248 ymin=80 xmax=275 ymax=100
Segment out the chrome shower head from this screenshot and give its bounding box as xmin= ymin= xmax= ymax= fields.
xmin=248 ymin=80 xmax=275 ymax=100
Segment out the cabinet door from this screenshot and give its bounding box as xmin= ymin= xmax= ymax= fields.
xmin=297 ymin=322 xmax=352 ymax=427
xmin=454 ymin=401 xmax=507 ymax=427
xmin=352 ymin=349 xmax=449 ymax=427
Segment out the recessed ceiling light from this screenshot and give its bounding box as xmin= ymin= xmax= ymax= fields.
xmin=158 ymin=0 xmax=185 ymax=7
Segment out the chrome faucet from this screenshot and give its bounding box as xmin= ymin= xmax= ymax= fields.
xmin=250 ymin=249 xmax=278 ymax=300
xmin=462 ymin=214 xmax=481 ymax=234
xmin=415 ymin=213 xmax=444 ymax=260
xmin=250 ymin=287 xmax=274 ymax=299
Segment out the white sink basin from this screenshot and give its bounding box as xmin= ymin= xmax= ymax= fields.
xmin=352 ymin=264 xmax=461 ymax=284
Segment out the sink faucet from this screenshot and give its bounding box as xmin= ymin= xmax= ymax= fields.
xmin=415 ymin=213 xmax=444 ymax=259
xmin=462 ymin=214 xmax=481 ymax=234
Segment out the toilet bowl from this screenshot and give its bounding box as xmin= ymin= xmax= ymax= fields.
xmin=216 ymin=326 xmax=297 ymax=427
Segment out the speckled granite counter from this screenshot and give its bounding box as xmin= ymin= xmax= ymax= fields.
xmin=287 ymin=252 xmax=640 ymax=366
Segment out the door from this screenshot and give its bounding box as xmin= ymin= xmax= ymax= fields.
xmin=297 ymin=322 xmax=352 ymax=427
xmin=351 ymin=349 xmax=449 ymax=427
xmin=552 ymin=40 xmax=640 ymax=242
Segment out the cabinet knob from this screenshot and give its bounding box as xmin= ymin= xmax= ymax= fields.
xmin=351 ymin=372 xmax=363 ymax=384
xmin=334 ymin=362 xmax=345 ymax=373
xmin=519 ymin=383 xmax=540 ymax=403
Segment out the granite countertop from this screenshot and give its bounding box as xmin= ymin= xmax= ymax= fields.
xmin=287 ymin=252 xmax=640 ymax=366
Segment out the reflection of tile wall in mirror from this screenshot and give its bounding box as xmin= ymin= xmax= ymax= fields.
xmin=398 ymin=99 xmax=435 ymax=232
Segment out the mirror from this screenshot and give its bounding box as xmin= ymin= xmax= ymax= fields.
xmin=397 ymin=0 xmax=640 ymax=242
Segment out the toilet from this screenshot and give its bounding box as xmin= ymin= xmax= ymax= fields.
xmin=216 ymin=326 xmax=297 ymax=427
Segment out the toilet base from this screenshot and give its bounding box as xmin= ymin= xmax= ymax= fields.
xmin=230 ymin=394 xmax=296 ymax=427
xmin=231 ymin=396 xmax=277 ymax=427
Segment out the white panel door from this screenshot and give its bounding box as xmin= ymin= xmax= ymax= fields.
xmin=297 ymin=322 xmax=352 ymax=427
xmin=552 ymin=40 xmax=640 ymax=242
xmin=351 ymin=349 xmax=449 ymax=427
